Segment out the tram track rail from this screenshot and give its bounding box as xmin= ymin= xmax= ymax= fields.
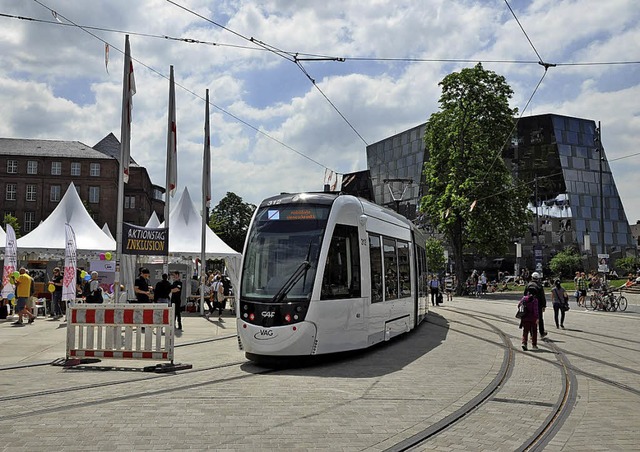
xmin=385 ymin=308 xmax=577 ymax=451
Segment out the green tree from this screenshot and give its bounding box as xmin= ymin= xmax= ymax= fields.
xmin=208 ymin=192 xmax=256 ymax=252
xmin=549 ymin=248 xmax=582 ymax=278
xmin=420 ymin=63 xmax=529 ymax=294
xmin=614 ymin=256 xmax=639 ymax=276
xmin=3 ymin=214 xmax=21 ymax=238
xmin=425 ymin=237 xmax=445 ymax=273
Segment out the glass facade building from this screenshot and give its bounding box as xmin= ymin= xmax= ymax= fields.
xmin=362 ymin=114 xmax=634 ymax=268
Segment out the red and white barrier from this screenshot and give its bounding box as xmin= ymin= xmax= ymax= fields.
xmin=66 ymin=303 xmax=175 ymax=363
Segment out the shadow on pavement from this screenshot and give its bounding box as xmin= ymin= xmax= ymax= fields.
xmin=242 ymin=311 xmax=449 ymax=378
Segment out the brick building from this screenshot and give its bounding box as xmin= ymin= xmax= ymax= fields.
xmin=0 ymin=134 xmax=164 ymax=237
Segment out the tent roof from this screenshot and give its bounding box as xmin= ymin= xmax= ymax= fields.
xmin=102 ymin=223 xmax=115 ymax=240
xmin=0 ymin=225 xmax=5 ymax=244
xmin=161 ymin=187 xmax=240 ymax=258
xmin=17 ymin=183 xmax=116 ymax=251
xmin=145 ymin=211 xmax=161 ymax=228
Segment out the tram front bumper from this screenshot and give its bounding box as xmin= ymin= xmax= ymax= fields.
xmin=237 ymin=320 xmax=318 ymax=356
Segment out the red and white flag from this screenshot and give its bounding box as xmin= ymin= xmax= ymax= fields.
xmin=166 ymin=65 xmax=177 ymax=197
xmin=120 ymin=35 xmax=136 ymax=184
xmin=1 ymin=224 xmax=17 ymax=299
xmin=62 ymin=223 xmax=77 ymax=302
xmin=202 ymin=89 xmax=211 ymax=209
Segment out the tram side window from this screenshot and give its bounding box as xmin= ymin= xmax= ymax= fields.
xmin=369 ymin=235 xmax=383 ymax=303
xmin=321 ymin=224 xmax=361 ymax=300
xmin=416 ymin=244 xmax=427 ymax=298
xmin=383 ymin=237 xmax=398 ymax=300
xmin=397 ymin=240 xmax=410 ymax=297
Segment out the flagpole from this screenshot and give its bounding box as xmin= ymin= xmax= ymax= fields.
xmin=164 ymin=65 xmax=177 ymax=276
xmin=200 ymin=89 xmax=211 ymax=316
xmin=115 ymin=35 xmax=134 ymax=304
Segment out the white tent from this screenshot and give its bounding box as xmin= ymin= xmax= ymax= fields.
xmin=0 ymin=225 xmax=5 ymax=245
xmin=17 ymin=182 xmax=116 ymax=252
xmin=102 ymin=223 xmax=115 ymax=240
xmin=161 ymin=187 xmax=242 ymax=294
xmin=144 ymin=211 xmax=161 ymax=228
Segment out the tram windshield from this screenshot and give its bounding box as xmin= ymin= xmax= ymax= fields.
xmin=240 ymin=204 xmax=329 ymax=301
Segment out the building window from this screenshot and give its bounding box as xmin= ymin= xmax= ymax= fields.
xmin=50 ymin=185 xmax=61 ymax=202
xmin=51 ymin=161 xmax=61 ymax=175
xmin=124 ymin=195 xmax=136 ymax=209
xmin=90 ymin=163 xmax=101 ymax=177
xmin=24 ymin=212 xmax=36 ymax=232
xmin=89 ymin=186 xmax=100 ymax=203
xmin=7 ymin=160 xmax=17 ymax=174
xmin=5 ymin=183 xmax=17 ymax=201
xmin=26 ymin=184 xmax=37 ymax=202
xmin=71 ymin=162 xmax=81 ymax=176
xmin=27 ymin=160 xmax=38 ymax=175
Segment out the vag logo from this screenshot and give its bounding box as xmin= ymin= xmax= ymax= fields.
xmin=262 ymin=311 xmax=275 ymax=318
xmin=254 ymin=329 xmax=276 ymax=340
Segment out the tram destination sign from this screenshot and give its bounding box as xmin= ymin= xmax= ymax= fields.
xmin=122 ymin=223 xmax=169 ymax=256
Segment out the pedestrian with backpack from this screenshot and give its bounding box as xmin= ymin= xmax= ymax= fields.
xmin=518 ymin=293 xmax=539 ymax=351
xmin=550 ymin=279 xmax=569 ymax=329
xmin=525 ymin=272 xmax=548 ymax=339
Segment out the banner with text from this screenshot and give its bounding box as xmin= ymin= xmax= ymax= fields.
xmin=122 ymin=223 xmax=169 ymax=256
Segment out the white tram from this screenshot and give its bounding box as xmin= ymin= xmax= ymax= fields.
xmin=237 ymin=192 xmax=429 ymax=360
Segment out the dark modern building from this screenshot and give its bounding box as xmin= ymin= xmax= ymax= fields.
xmin=357 ymin=114 xmax=635 ymax=271
xmin=0 ymin=134 xmax=165 ymax=237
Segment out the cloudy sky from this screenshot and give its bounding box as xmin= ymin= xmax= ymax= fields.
xmin=1 ymin=0 xmax=639 ymax=221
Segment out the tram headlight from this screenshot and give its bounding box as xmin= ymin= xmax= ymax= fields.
xmin=249 ymin=313 xmax=255 ymax=321
xmin=284 ymin=313 xmax=291 ymax=322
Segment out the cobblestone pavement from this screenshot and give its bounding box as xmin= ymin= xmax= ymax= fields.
xmin=0 ymin=295 xmax=638 ymax=451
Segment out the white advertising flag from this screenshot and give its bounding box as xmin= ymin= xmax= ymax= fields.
xmin=120 ymin=35 xmax=136 ymax=184
xmin=63 ymin=223 xmax=77 ymax=302
xmin=1 ymin=224 xmax=18 ymax=299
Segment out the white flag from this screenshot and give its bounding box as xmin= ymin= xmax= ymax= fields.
xmin=1 ymin=224 xmax=17 ymax=299
xmin=203 ymin=89 xmax=211 ymax=208
xmin=166 ymin=65 xmax=177 ymax=197
xmin=63 ymin=223 xmax=77 ymax=302
xmin=120 ymin=35 xmax=136 ymax=184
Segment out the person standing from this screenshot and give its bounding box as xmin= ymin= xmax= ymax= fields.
xmin=84 ymin=271 xmax=103 ymax=303
xmin=14 ymin=267 xmax=36 ymax=325
xmin=170 ymin=271 xmax=183 ymax=330
xmin=134 ymin=268 xmax=152 ymax=303
xmin=49 ymin=267 xmax=64 ymax=319
xmin=154 ymin=273 xmax=172 ymax=305
xmin=444 ymin=273 xmax=454 ymax=302
xmin=525 ymin=271 xmax=547 ymax=339
xmin=576 ymin=272 xmax=587 ymax=307
xmin=429 ymin=275 xmax=439 ymax=306
xmin=550 ymin=279 xmax=568 ymax=329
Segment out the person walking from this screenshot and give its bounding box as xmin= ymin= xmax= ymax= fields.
xmin=525 ymin=271 xmax=547 ymax=339
xmin=14 ymin=267 xmax=36 ymax=325
xmin=170 ymin=271 xmax=183 ymax=330
xmin=429 ymin=275 xmax=440 ymax=306
xmin=550 ymin=279 xmax=568 ymax=329
xmin=154 ymin=273 xmax=172 ymax=305
xmin=518 ymin=291 xmax=539 ymax=351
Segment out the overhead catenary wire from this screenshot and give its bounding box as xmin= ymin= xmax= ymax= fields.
xmin=28 ymin=0 xmax=334 ymax=174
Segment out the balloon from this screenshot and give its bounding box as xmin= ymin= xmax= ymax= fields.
xmin=12 ymin=271 xmax=19 ymax=279
xmin=80 ymin=271 xmax=87 ymax=279
xmin=84 ymin=274 xmax=91 ymax=281
xmin=99 ymin=253 xmax=105 ymax=260
xmin=105 ymin=252 xmax=112 ymax=261
xmin=10 ymin=298 xmax=16 ymax=306
xmin=9 ymin=276 xmax=15 ymax=285
xmin=109 ymin=284 xmax=114 ymax=293
xmin=48 ymin=284 xmax=56 ymax=293
xmin=7 ymin=293 xmax=15 ymax=300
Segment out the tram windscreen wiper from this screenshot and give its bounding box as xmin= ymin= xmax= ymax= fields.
xmin=271 ymin=260 xmax=311 ymax=303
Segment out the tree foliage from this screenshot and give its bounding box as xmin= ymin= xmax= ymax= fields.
xmin=549 ymin=248 xmax=582 ymax=278
xmin=425 ymin=237 xmax=445 ymax=273
xmin=614 ymin=256 xmax=639 ymax=276
xmin=420 ymin=63 xmax=530 ymax=294
xmin=208 ymin=192 xmax=256 ymax=253
xmin=3 ymin=213 xmax=21 ymax=238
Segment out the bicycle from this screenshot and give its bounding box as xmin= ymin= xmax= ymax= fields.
xmin=590 ymin=289 xmax=618 ymax=311
xmin=615 ymin=291 xmax=628 ymax=312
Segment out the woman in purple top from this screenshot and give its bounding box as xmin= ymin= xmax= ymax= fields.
xmin=519 ymin=294 xmax=539 ymax=351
